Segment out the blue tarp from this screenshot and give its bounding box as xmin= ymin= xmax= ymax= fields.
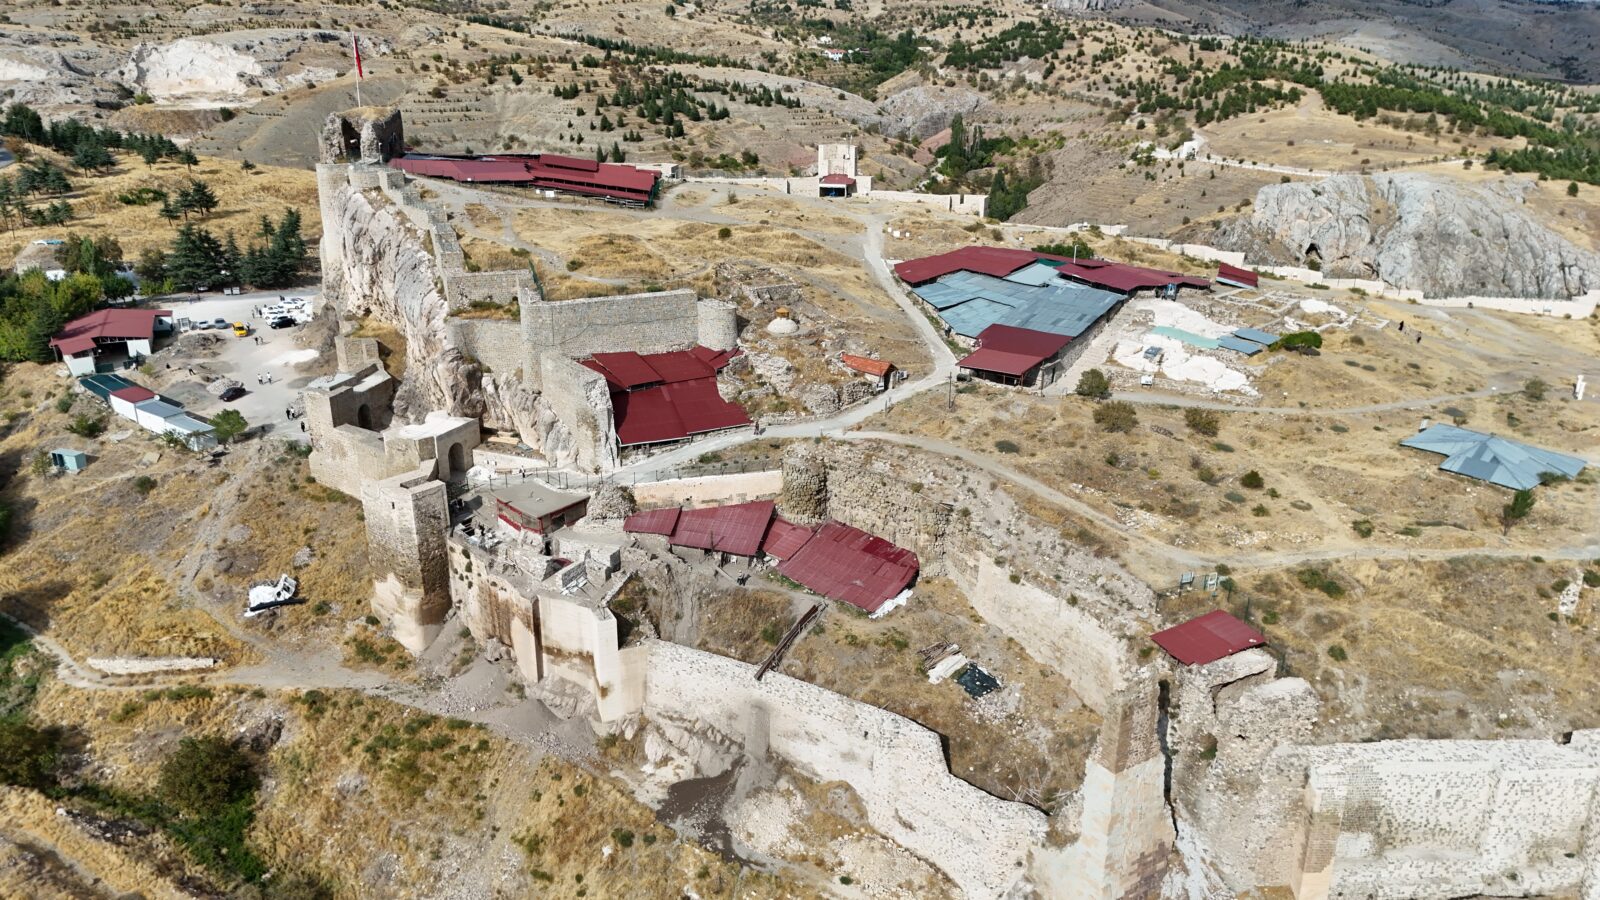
xmin=1219 ymin=335 xmax=1266 ymax=355
xmin=1401 ymin=424 xmax=1586 ymax=490
xmin=1233 ymin=327 xmax=1280 ymax=344
xmin=1150 ymin=326 xmax=1220 ymax=350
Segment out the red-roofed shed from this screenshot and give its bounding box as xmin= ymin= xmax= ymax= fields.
xmin=391 ymin=153 xmax=660 ymax=205
xmin=1053 ymin=260 xmax=1211 ymax=294
xmin=587 ymin=347 xmax=750 ymax=447
xmin=1150 ymin=610 xmax=1266 ymax=666
xmin=958 ymin=324 xmax=1071 ymax=385
xmin=51 ymin=308 xmax=174 ymax=375
xmin=623 ymin=507 xmax=681 ymax=536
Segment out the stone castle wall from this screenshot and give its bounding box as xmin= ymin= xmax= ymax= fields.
xmin=643 ymin=640 xmax=1047 ymax=899
xmin=444 ymin=318 xmax=527 ymax=376
xmin=364 ymin=464 xmax=451 ymax=652
xmin=519 ymin=289 xmax=700 ymax=358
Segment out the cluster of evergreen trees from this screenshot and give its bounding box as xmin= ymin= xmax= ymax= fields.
xmin=0 ymin=235 xmax=130 ymax=363
xmin=139 ymin=210 xmax=308 ymax=293
xmin=2 ymin=102 xmax=186 ymax=168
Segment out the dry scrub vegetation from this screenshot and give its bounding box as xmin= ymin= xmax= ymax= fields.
xmin=1165 ymin=556 xmax=1600 ymax=743
xmin=0 ymin=149 xmax=319 ymax=269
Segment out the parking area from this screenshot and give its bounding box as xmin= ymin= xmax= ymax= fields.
xmin=146 ymin=290 xmax=322 ymax=444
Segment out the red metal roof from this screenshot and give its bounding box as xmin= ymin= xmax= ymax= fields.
xmin=391 ymin=153 xmax=658 ymax=202
xmin=109 ymin=385 xmax=157 ymax=403
xmin=623 ymin=507 xmax=680 ymax=536
xmin=893 ymin=246 xmax=1039 ymax=285
xmin=611 ymin=377 xmax=749 ymax=446
xmin=761 ymin=518 xmax=815 ymax=560
xmin=819 ymin=174 xmax=857 ymax=186
xmin=1216 ymin=262 xmax=1260 ymax=288
xmin=840 ymin=354 xmax=892 ymax=378
xmin=777 ymin=522 xmax=919 ymax=613
xmin=958 ymin=347 xmax=1051 ymax=378
xmin=641 ymin=350 xmax=715 ymax=384
xmin=975 ymin=323 xmax=1072 ymax=357
xmin=1150 ymin=610 xmax=1266 ymax=666
xmin=1054 ymin=260 xmax=1211 ymax=293
xmin=669 ymin=500 xmax=775 ymax=556
xmin=588 ymin=351 xmax=663 ymax=389
xmin=51 ymin=308 xmax=173 ymax=355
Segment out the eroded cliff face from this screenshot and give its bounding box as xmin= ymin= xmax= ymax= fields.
xmin=318 ymin=175 xmax=588 ymax=466
xmin=1197 ymin=173 xmax=1600 ymax=298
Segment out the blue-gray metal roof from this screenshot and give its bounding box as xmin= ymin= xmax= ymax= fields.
xmin=1218 ymin=335 xmax=1265 ymax=355
xmin=78 ymin=373 xmax=137 ymax=401
xmin=1233 ymin=327 xmax=1279 ymax=345
xmin=134 ymin=399 xmax=185 ymax=420
xmin=1401 ymin=424 xmax=1587 ymax=490
xmin=162 ymin=414 xmax=214 ymax=435
xmin=911 ymin=270 xmax=1123 ymax=339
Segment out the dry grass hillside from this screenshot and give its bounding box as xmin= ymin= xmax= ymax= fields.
xmin=0 ymin=149 xmax=320 ymax=270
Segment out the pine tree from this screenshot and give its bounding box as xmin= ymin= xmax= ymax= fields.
xmin=179 ymin=180 xmax=219 ymax=218
xmin=159 ymin=197 xmax=183 ymax=226
xmin=25 ymin=302 xmax=64 ymax=365
xmin=166 ymin=224 xmax=227 ymax=290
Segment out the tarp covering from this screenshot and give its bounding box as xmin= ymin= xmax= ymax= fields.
xmin=777 ymin=521 xmax=919 ymax=613
xmin=911 ymin=270 xmax=1123 ymax=340
xmin=1233 ymin=327 xmax=1279 ymax=345
xmin=1151 ymin=610 xmax=1266 ymax=666
xmin=1218 ymin=335 xmax=1265 ymax=355
xmin=955 ymin=664 xmax=1001 ymax=698
xmin=1401 ymin=424 xmax=1587 ymax=490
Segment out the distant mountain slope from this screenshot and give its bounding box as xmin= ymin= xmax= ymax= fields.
xmin=1058 ymin=0 xmax=1600 ymax=82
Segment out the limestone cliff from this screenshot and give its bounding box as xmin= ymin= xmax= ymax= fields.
xmin=1195 ymin=173 xmax=1600 ymax=299
xmin=317 ymin=171 xmax=590 ymax=466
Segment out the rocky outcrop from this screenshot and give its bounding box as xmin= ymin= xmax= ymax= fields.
xmin=317 ymin=171 xmax=591 ymax=466
xmin=1199 ymin=173 xmax=1600 ymax=298
xmin=117 ymin=30 xmax=356 ymax=103
xmin=876 ymin=83 xmax=987 ymax=142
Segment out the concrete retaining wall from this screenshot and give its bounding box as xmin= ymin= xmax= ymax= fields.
xmin=631 ymin=470 xmax=783 ymax=507
xmin=643 ymin=640 xmax=1047 ymax=898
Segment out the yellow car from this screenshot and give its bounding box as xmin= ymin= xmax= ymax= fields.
xmin=232 ymin=322 xmax=250 ymax=337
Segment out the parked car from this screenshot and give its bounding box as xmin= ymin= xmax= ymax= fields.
xmin=194 ymin=320 xmax=212 ymax=330
xmin=212 ymin=318 xmax=228 ymax=329
xmin=220 ymin=386 xmax=246 ymax=402
xmin=269 ymin=316 xmax=295 ymax=330
xmin=232 ymin=322 xmax=250 ymax=337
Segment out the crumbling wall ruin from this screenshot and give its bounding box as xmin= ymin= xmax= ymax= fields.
xmin=364 ymin=464 xmax=451 ymax=653
xmin=642 ymin=640 xmax=1047 ymax=899
xmin=1166 ymin=649 xmax=1600 ymax=899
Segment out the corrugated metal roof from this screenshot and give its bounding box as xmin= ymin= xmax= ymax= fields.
xmin=819 ymin=174 xmax=857 ymax=186
xmin=912 ymin=271 xmax=1123 ymax=340
xmin=589 ymin=351 xmax=662 ymax=389
xmin=162 ymin=414 xmax=214 ymax=435
xmin=51 ymin=308 xmax=172 ymax=353
xmin=1401 ymin=424 xmax=1587 ymax=490
xmin=958 ymin=347 xmax=1049 ymax=378
xmin=1218 ymin=335 xmax=1265 ymax=355
xmin=391 ymin=153 xmax=658 ymax=201
xmin=1233 ymin=327 xmax=1279 ymax=344
xmin=1217 ymin=263 xmax=1260 ymax=288
xmin=133 ymin=399 xmax=184 ymax=419
xmin=669 ymin=500 xmax=775 ymax=556
xmin=776 ymin=521 xmax=918 ymax=613
xmin=1151 ymin=610 xmax=1266 ymax=665
xmin=78 ymin=373 xmax=137 ymax=401
xmin=761 ymin=518 xmax=815 ymax=559
xmin=623 ymin=507 xmax=680 ymax=536
xmin=975 ymin=324 xmax=1072 ymax=357
xmin=109 ymin=385 xmax=157 ymax=403
xmin=893 ymin=246 xmax=1038 ymax=285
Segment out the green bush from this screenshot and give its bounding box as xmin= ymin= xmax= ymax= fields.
xmin=157 ymin=736 xmax=257 ymax=817
xmin=1351 ymin=519 xmax=1375 ymax=538
xmin=994 ymin=439 xmax=1020 ymax=454
xmin=1295 ymin=568 xmax=1345 ymax=598
xmin=1326 ymin=644 xmax=1348 ymax=662
xmin=1093 ymin=400 xmax=1138 ymax=433
xmin=1240 ymin=470 xmax=1264 ymax=489
xmin=1184 ymin=407 xmax=1219 ymax=437
xmin=1272 ymin=331 xmax=1322 ymax=352
xmin=0 ymin=719 xmax=60 ymax=790
xmin=1074 ymin=368 xmax=1110 ymax=399
xmin=133 ymin=475 xmax=157 ymax=495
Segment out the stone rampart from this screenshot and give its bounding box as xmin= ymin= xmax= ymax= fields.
xmin=520 ymin=289 xmax=701 ymax=358
xmin=643 ymin=640 xmax=1047 ymax=898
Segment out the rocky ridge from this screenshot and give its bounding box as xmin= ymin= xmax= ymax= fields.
xmin=1196 ymin=173 xmax=1600 ymax=298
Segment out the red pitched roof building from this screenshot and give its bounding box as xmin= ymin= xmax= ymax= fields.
xmin=392 ymin=153 xmax=661 ymax=205
xmin=581 ymin=347 xmax=749 ymax=447
xmin=957 ymin=324 xmax=1072 ymax=386
xmin=50 ymin=308 xmax=174 ymax=376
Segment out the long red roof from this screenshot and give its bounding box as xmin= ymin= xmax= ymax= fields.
xmin=584 ymin=347 xmax=749 ymax=446
xmin=777 ymin=521 xmax=919 ymax=613
xmin=894 ymin=246 xmax=1211 ymax=293
xmin=668 ymin=500 xmax=775 ymax=557
xmin=51 ymin=308 xmax=172 ymax=356
xmin=1216 ymin=262 xmax=1260 ymax=288
xmin=1150 ymin=610 xmax=1266 ymax=666
xmin=893 ymin=246 xmax=1038 ymax=285
xmin=391 ymin=153 xmax=659 ymax=202
xmin=1053 ymin=259 xmax=1211 ymax=293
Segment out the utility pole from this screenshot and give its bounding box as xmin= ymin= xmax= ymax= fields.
xmin=947 ymin=372 xmax=955 ymax=411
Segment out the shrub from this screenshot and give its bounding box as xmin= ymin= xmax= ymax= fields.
xmin=1326 ymin=644 xmax=1348 ymax=662
xmin=716 ymin=226 xmax=732 ymax=240
xmin=0 ymin=719 xmax=60 ymax=790
xmin=133 ymin=475 xmax=157 ymax=495
xmin=1211 ymin=441 xmax=1234 ymax=453
xmin=1093 ymin=400 xmax=1138 ymax=433
xmin=1184 ymin=407 xmax=1219 ymax=437
xmin=1074 ymin=368 xmax=1110 ymax=399
xmin=1295 ymin=568 xmax=1344 ymax=598
xmin=158 ymin=736 xmax=257 ymax=816
xmin=66 ymin=414 xmax=106 ymax=438
xmin=1239 ymin=470 xmax=1264 ymax=489
xmin=1583 ymin=570 xmax=1600 ymax=588
xmin=1351 ymin=519 xmax=1374 ymax=538
xmin=994 ymin=439 xmax=1020 ymax=454
xmin=1223 ymin=491 xmax=1245 ymax=503
xmin=1272 ymin=331 xmax=1322 ymax=352
xmin=1523 ymin=377 xmax=1547 ymax=401
xmin=1251 ymin=504 xmax=1269 ymax=517
xmin=54 ymin=394 xmax=74 ymax=414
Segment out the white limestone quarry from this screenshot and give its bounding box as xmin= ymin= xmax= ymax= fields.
xmin=118 ymin=30 xmax=350 ymax=104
